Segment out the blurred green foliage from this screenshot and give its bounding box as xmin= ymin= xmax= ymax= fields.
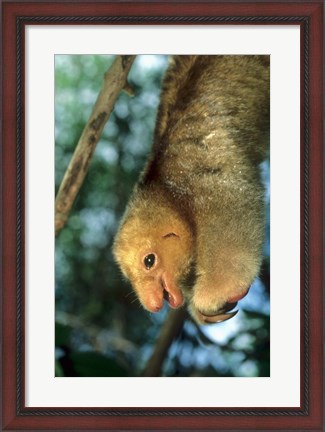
xmin=55 ymin=55 xmax=270 ymax=378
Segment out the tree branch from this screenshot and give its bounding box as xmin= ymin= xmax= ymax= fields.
xmin=55 ymin=55 xmax=136 ymax=236
xmin=142 ymin=308 xmax=187 ymax=377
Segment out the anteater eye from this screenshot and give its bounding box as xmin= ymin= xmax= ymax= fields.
xmin=144 ymin=254 xmax=156 ymax=270
xmin=163 ymin=232 xmax=178 ymax=239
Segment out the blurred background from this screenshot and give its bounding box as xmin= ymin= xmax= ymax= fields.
xmin=55 ymin=55 xmax=270 ymax=378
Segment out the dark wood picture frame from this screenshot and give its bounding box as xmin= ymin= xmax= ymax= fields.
xmin=1 ymin=1 xmax=323 ymax=430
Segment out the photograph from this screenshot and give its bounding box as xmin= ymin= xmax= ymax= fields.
xmin=54 ymin=54 xmax=270 ymax=378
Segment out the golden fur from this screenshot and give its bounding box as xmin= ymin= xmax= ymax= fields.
xmin=113 ymin=55 xmax=270 ymax=324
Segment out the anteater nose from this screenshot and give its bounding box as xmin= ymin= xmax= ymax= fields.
xmin=147 ymin=297 xmax=163 ymax=313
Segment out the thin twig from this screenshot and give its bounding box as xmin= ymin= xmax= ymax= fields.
xmin=55 ymin=55 xmax=136 ymax=235
xmin=142 ymin=308 xmax=187 ymax=377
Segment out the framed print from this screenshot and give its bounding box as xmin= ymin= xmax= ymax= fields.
xmin=1 ymin=1 xmax=323 ymax=430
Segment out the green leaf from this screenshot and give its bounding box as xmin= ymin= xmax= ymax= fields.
xmin=55 ymin=322 xmax=71 ymax=347
xmin=70 ymin=351 xmax=129 ymax=377
xmin=55 ymin=360 xmax=65 ymax=377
